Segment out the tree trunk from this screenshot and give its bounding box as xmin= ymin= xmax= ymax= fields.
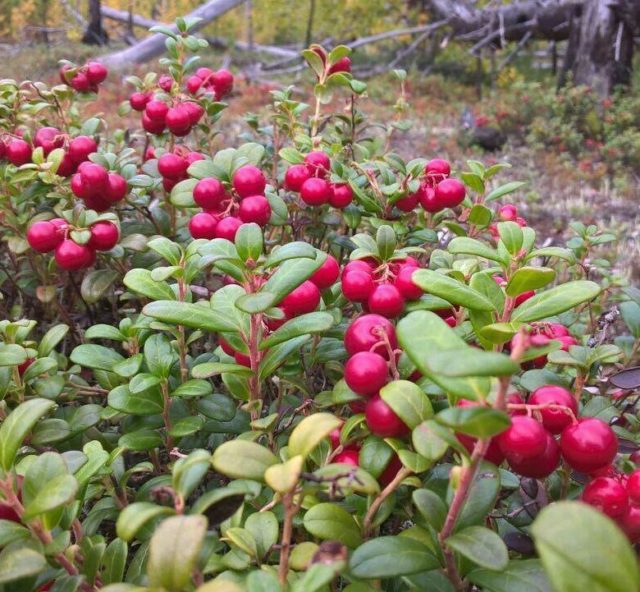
xmin=572 ymin=0 xmax=634 ymax=95
xmin=82 ymin=0 xmax=108 ymax=45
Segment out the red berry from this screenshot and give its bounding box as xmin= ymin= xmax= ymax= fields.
xmin=344 ymin=351 xmax=389 ymax=396
xmin=334 ymin=447 xmax=360 ymax=466
xmin=68 ymin=135 xmax=97 ymax=164
xmin=300 ymin=177 xmax=331 ymax=206
xmin=304 ymin=151 xmax=331 ymax=177
xmin=145 ymin=100 xmax=169 ymax=122
xmin=560 ymin=418 xmax=618 ymax=474
xmin=185 ymin=151 xmax=205 ymax=165
xmin=233 ymin=165 xmax=266 ymax=198
xmin=367 ymin=283 xmax=405 ymax=318
xmin=507 ymin=431 xmax=560 ymax=478
xmin=158 ymin=153 xmax=188 ymax=180
xmin=79 ymin=163 xmax=109 ymax=194
xmin=6 ymin=139 xmax=31 ymax=166
xmin=212 ymin=69 xmax=234 ymax=97
xmin=394 ymin=266 xmax=423 ymax=300
xmin=70 ymin=72 xmax=91 ymax=92
xmin=142 ymin=112 xmax=166 ymax=135
xmin=186 ymin=75 xmax=203 ymax=94
xmin=365 ymin=394 xmax=409 ymax=438
xmin=418 ymin=186 xmax=443 ymax=213
xmin=582 ymin=476 xmax=629 ymax=518
xmin=506 ymin=392 xmax=526 ymax=415
xmin=284 ymin=164 xmax=311 ymax=192
xmin=344 ymin=314 xmax=397 ymax=357
xmin=239 ymin=195 xmax=271 ymax=226
xmin=328 ymin=56 xmax=352 ymax=75
xmin=620 ymin=504 xmax=640 ymax=543
xmin=27 ymin=221 xmax=62 ymax=253
xmin=329 ymin=183 xmax=353 ymax=208
xmin=183 ymin=101 xmax=205 ymax=126
xmin=70 ymin=173 xmax=89 ymax=199
xmin=196 ymin=67 xmax=214 ymax=82
xmin=458 ymin=432 xmax=505 ymax=466
xmin=189 ymin=213 xmax=218 ymax=239
xmin=498 ymin=416 xmax=547 ymax=462
xmin=630 ymin=451 xmax=640 ymax=466
xmin=83 ymin=194 xmax=111 ymax=212
xmin=194 ymin=178 xmax=225 ymax=210
xmin=425 ymin=159 xmax=451 ymax=177
xmin=158 ymin=75 xmax=173 ymax=92
xmin=88 ymin=222 xmax=119 ymax=251
xmin=34 ymin=127 xmax=63 ymax=155
xmin=342 ymin=270 xmax=374 ymax=302
xmin=529 ymin=385 xmax=578 ymax=435
xmin=309 ymin=255 xmax=340 ymax=290
xmin=57 ymin=152 xmax=76 ymax=177
xmin=165 ymin=105 xmax=191 ymax=134
xmin=105 ymin=173 xmax=128 ymax=203
xmin=214 ymin=216 xmax=243 ymax=241
xmin=55 ymin=240 xmax=94 ymax=270
xmin=628 ymin=470 xmax=640 ymax=505
xmin=435 ymin=178 xmax=466 ymax=208
xmin=129 ymin=92 xmax=150 ymax=111
xmin=86 ymin=62 xmax=108 ymax=84
xmin=281 ymin=280 xmax=321 ymax=317
xmin=343 ymin=260 xmax=373 ymax=277
xmin=499 ymin=204 xmax=518 ymax=221
xmin=395 ymin=193 xmax=419 ymax=212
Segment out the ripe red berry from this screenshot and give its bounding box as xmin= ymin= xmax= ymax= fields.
xmin=129 ymin=92 xmax=150 ymax=111
xmin=58 ymin=153 xmax=76 ymax=178
xmin=194 ymin=178 xmax=225 ymax=210
xmin=196 ymin=67 xmax=214 ymax=81
xmin=309 ymin=255 xmax=340 ymax=290
xmin=34 ymin=127 xmax=63 ymax=155
xmin=425 ymin=159 xmax=451 ymax=177
xmin=88 ymin=222 xmax=119 ymax=251
xmin=27 ymin=221 xmax=62 ymax=253
xmin=300 ymin=177 xmax=331 ymax=206
xmin=342 ymin=270 xmax=374 ymax=302
xmin=328 ymin=427 xmax=342 ymax=450
xmin=334 ymin=447 xmax=360 ymax=466
xmin=158 ymin=75 xmax=173 ymax=92
xmin=506 ymin=431 xmax=560 ymax=478
xmin=394 ymin=266 xmax=423 ymax=300
xmin=165 ymin=105 xmax=191 ymax=134
xmin=70 ymin=173 xmax=90 ymax=199
xmin=329 ymin=183 xmax=353 ymax=208
xmin=365 ymin=393 xmax=409 ymax=438
xmin=83 ymin=194 xmax=111 ymax=212
xmin=212 ymin=69 xmax=234 ymax=97
xmin=145 ymin=100 xmax=169 ymax=122
xmin=628 ymin=470 xmax=640 ymax=505
xmin=158 ymin=153 xmax=188 ymax=180
xmin=329 ymin=56 xmax=352 ymax=75
xmin=86 ymin=62 xmax=108 ymax=84
xmin=498 ymin=416 xmax=547 ymax=462
xmin=304 ymin=151 xmax=331 ymax=177
xmin=529 ymin=385 xmax=578 ymax=434
xmin=367 ymin=283 xmax=405 ymax=318
xmin=79 ymin=163 xmax=108 ymax=194
xmin=183 ymin=101 xmax=205 ymax=126
xmin=284 ymin=164 xmax=311 ymax=192
xmin=343 ymin=260 xmax=373 ymax=277
xmin=68 ymin=135 xmax=97 ymax=164
xmin=582 ymin=476 xmax=629 ymax=518
xmin=70 ymin=72 xmax=90 ymax=92
xmin=620 ymin=504 xmax=640 ymax=543
xmin=55 ymin=240 xmax=94 ymax=270
xmin=6 ymin=139 xmax=31 ymax=166
xmin=185 ymin=151 xmax=205 ymax=165
xmin=105 ymin=173 xmax=128 ymax=203
xmin=395 ymin=193 xmax=419 ymax=212
xmin=499 ymin=204 xmax=518 ymax=221
xmin=344 ymin=314 xmax=397 ymax=357
xmin=141 ymin=112 xmax=166 ymax=135
xmin=186 ymin=75 xmax=203 ymax=94
xmin=435 ymin=178 xmax=466 ymax=208
xmin=344 ymin=351 xmax=389 ymax=396
xmin=281 ymin=280 xmax=321 ymax=317
xmin=239 ymin=195 xmax=271 ymax=226
xmin=189 ymin=213 xmax=218 ymax=239
xmin=418 ymin=186 xmax=443 ymax=213
xmin=233 ymin=165 xmax=266 ymax=198
xmin=560 ymin=418 xmax=618 ymax=474
xmin=214 ymin=216 xmax=243 ymax=241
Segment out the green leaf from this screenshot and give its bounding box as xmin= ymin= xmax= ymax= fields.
xmin=245 ymin=512 xmax=279 ymax=559
xmin=485 ymin=181 xmax=527 ymax=202
xmin=349 ymin=536 xmax=439 ymax=579
xmin=264 ymin=241 xmax=317 ymax=268
xmin=143 ymin=300 xmax=239 ymax=332
xmin=211 ymin=440 xmax=278 ymax=481
xmin=531 ymin=501 xmax=640 ymax=592
xmin=379 ymin=380 xmax=433 ymax=429
xmin=117 ymin=503 xmax=174 ymax=543
xmin=259 ymin=312 xmax=334 ymax=350
xmin=412 ymin=489 xmax=447 ymax=531
xmin=376 ymin=225 xmax=396 ymax=260
xmin=118 ymin=429 xmax=163 ymax=451
xmin=259 ymin=335 xmax=310 ymax=380
xmin=436 ymin=407 xmax=510 ymax=438
xmin=147 ymin=515 xmax=207 ymax=592
xmin=234 ymin=223 xmax=263 ymax=262
xmin=171 ymin=379 xmax=213 ymax=397
xmin=0 ymin=547 xmax=47 ymax=584
xmin=264 ymin=455 xmax=304 ymax=493
xmin=22 ymin=474 xmax=78 ymax=520
xmin=0 ymin=344 xmax=28 ymax=366
xmin=263 ymin=251 xmax=327 ymax=309
xmin=412 ymin=270 xmax=496 ymax=311
xmin=506 ymin=267 xmax=555 ymax=297
xmin=498 ymin=221 xmax=523 ymax=255
xmin=124 ymin=269 xmax=176 ymax=300
xmin=461 ymin=172 xmax=485 ymax=194
xmin=467 ymin=560 xmax=551 ymax=592
xmin=108 ymin=385 xmax=163 ymax=416
xmin=147 ymin=237 xmax=183 ymax=265
xmin=81 ymin=269 xmax=119 ymax=303
xmin=38 ymin=324 xmax=69 ymax=356
xmin=303 ymin=503 xmax=362 ymax=548
xmin=412 ymin=420 xmax=461 ymax=461
xmin=289 ymin=413 xmax=342 ymax=459
xmin=192 ymin=363 xmax=252 ymax=378
xmin=85 ymin=324 xmax=126 ymax=341
xmin=447 ymin=237 xmax=504 ymax=263
xmin=312 ymin=464 xmax=380 ymax=495
xmin=527 ymin=247 xmax=576 ymax=263
xmin=512 ymin=281 xmax=601 ymax=322
xmin=0 ymin=398 xmax=55 ymax=471
xmin=446 ymin=525 xmax=508 ymax=570
xmin=425 ymin=349 xmax=520 ymax=377
xmin=102 ymin=538 xmax=128 ymax=585
xmin=70 ymin=344 xmax=124 ymax=372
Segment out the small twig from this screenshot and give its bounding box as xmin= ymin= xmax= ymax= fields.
xmin=363 ymin=467 xmax=412 ymax=537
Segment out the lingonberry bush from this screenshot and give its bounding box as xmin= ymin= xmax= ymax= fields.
xmin=1 ymin=17 xmax=640 ymax=592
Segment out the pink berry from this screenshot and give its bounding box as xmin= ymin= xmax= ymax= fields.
xmin=233 ymin=165 xmax=266 ymax=198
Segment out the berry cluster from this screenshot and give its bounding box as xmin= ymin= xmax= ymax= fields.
xmin=59 ymin=61 xmax=108 ymax=93
xmin=404 ymin=159 xmax=466 ymax=214
xmin=185 ymin=67 xmax=234 ymax=98
xmin=132 ymin=96 xmax=205 ymax=136
xmin=489 ymin=203 xmax=527 ymax=238
xmin=189 ymin=164 xmax=272 ymax=241
xmin=157 ymin=148 xmax=205 ymax=192
xmin=71 ymin=162 xmax=128 ymax=212
xmin=526 ymin=322 xmax=578 ymax=368
xmin=27 ymin=219 xmax=119 ymax=270
xmin=284 ymin=151 xmax=353 ymax=209
xmin=341 ymin=256 xmax=422 ymax=319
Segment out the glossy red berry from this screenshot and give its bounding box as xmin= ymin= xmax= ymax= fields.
xmin=88 ymin=222 xmax=119 ymax=251
xmin=425 ymin=158 xmax=451 ymax=177
xmin=70 ymin=72 xmax=90 ymax=92
xmin=499 ymin=204 xmax=518 ymax=221
xmin=212 ymin=69 xmax=234 ymax=97
xmin=27 ymin=221 xmax=62 ymax=253
xmin=233 ymin=165 xmax=266 ymax=198
xmin=79 ymin=163 xmax=108 ymax=193
xmin=418 ymin=186 xmax=443 ymax=213
xmin=55 ymin=240 xmax=94 ymax=270
xmin=284 ymin=164 xmax=311 ymax=192
xmin=507 ymin=431 xmax=560 ymax=478
xmin=582 ymin=476 xmax=629 ymax=518
xmin=395 ymin=193 xmax=419 ymax=212
xmin=394 ymin=266 xmax=423 ymax=300
xmin=86 ymin=62 xmax=108 ymax=84
xmin=344 ymin=314 xmax=397 ymax=357
xmin=378 ymin=455 xmax=403 ymax=487
xmin=342 ymin=270 xmax=374 ymax=302
xmin=281 ymin=280 xmax=321 ymax=317
xmin=345 ymin=351 xmax=389 ymax=396
xmin=145 ymin=100 xmax=169 ymax=122
xmin=626 ymin=470 xmax=640 ymax=505
xmin=329 ymin=183 xmax=353 ymax=208
xmin=342 ymin=260 xmax=373 ymax=277
xmin=34 ymin=127 xmax=63 ymax=155
xmin=105 ymin=173 xmax=128 ymax=203
xmin=304 ymin=151 xmax=331 ymax=177
xmin=158 ymin=74 xmax=173 ymax=92
xmin=365 ymin=394 xmax=409 ymax=438
xmin=196 ymin=67 xmax=214 ymax=82
xmin=498 ymin=416 xmax=547 ymax=462
xmin=141 ymin=112 xmax=166 ymax=135
xmin=56 ymin=153 xmax=74 ymax=176
xmin=334 ymin=447 xmax=360 ymax=466
xmin=188 ymin=213 xmax=218 ymax=239
xmin=158 ymin=153 xmax=188 ymax=180
xmin=620 ymin=504 xmax=640 ymax=543
xmin=435 ymin=178 xmax=466 ymax=208
xmin=560 ymin=418 xmax=618 ymax=474
xmin=328 ymin=427 xmax=342 ymax=450
xmin=309 ymin=255 xmax=340 ymax=290
xmin=183 ymin=101 xmax=205 ymax=126
xmin=194 ymin=178 xmax=225 ymax=210
xmin=83 ymin=194 xmax=111 ymax=212
xmin=239 ymin=195 xmax=271 ymax=226
xmin=129 ymin=92 xmax=150 ymax=111
xmin=214 ymin=216 xmax=243 ymax=241
xmin=529 ymin=385 xmax=578 ymax=434
xmin=367 ymin=283 xmax=405 ymax=318
xmin=6 ymin=139 xmax=31 ymax=166
xmin=165 ymin=105 xmax=191 ymax=134
xmin=186 ymin=75 xmax=203 ymax=94
xmin=300 ymin=177 xmax=331 ymax=206
xmin=68 ymin=135 xmax=97 ymax=164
